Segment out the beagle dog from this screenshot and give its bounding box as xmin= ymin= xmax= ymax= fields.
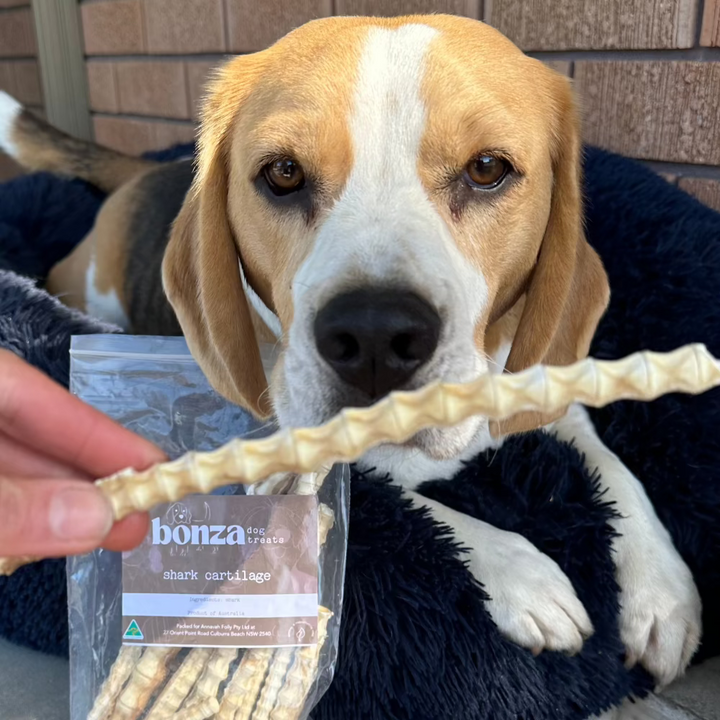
xmin=0 ymin=13 xmax=701 ymax=696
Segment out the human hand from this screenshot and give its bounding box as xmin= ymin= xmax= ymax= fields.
xmin=0 ymin=348 xmax=165 ymax=561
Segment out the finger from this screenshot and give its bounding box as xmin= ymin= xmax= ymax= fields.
xmin=102 ymin=512 xmax=150 ymax=552
xmin=0 ymin=350 xmax=166 ymax=477
xmin=0 ymin=431 xmax=92 ymax=480
xmin=0 ymin=475 xmax=113 ymax=558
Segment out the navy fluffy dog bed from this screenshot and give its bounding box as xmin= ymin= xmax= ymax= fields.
xmin=1 ymin=144 xmax=719 ymax=720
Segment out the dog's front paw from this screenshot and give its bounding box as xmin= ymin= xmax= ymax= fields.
xmin=616 ymin=534 xmax=702 ymax=687
xmin=467 ymin=530 xmax=594 ymax=655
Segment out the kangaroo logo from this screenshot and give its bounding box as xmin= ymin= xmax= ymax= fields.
xmin=123 ymin=620 xmax=144 ymax=640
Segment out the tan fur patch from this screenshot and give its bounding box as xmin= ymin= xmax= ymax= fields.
xmin=221 ymin=21 xmax=365 ymax=331
xmin=483 ymin=298 xmax=525 ymax=362
xmin=12 ymin=109 xmax=156 ymax=194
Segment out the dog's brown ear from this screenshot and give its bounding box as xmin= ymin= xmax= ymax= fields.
xmin=162 ymin=58 xmax=271 ymax=418
xmin=493 ymin=74 xmax=610 ymax=437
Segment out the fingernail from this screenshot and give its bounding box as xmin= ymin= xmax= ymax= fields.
xmin=49 ymin=488 xmax=113 ymax=542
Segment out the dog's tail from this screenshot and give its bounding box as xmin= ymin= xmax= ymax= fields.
xmin=0 ymin=90 xmax=158 ymax=193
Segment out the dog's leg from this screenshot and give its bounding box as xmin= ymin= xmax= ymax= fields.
xmin=549 ymin=404 xmax=701 ymax=687
xmin=400 ymin=486 xmax=594 ymax=655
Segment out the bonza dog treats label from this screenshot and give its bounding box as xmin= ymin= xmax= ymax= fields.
xmin=121 ymin=495 xmax=319 ymax=648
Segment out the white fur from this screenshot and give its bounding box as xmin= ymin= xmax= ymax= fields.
xmin=278 ymin=24 xmax=491 ymax=461
xmin=238 ymin=259 xmax=282 ymax=339
xmin=0 ymin=90 xmax=22 ymax=158
xmin=360 ymin=430 xmax=497 ymax=487
xmin=549 ymin=404 xmax=702 ymax=686
xmin=85 ymin=258 xmax=130 ymax=330
xmin=401 ymin=487 xmax=594 ymax=653
xmin=379 ymin=402 xmax=703 ymax=666
xmin=489 ymin=341 xmax=512 ymax=374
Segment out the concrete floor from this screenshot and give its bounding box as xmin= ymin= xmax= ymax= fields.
xmin=0 ymin=637 xmax=717 ymax=720
xmin=660 ymin=658 xmax=720 ymax=719
xmin=596 ymin=660 xmax=720 ymax=720
xmin=0 ymin=638 xmax=69 ymax=720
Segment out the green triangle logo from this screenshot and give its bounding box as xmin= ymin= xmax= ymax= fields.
xmin=123 ymin=620 xmax=144 ymax=640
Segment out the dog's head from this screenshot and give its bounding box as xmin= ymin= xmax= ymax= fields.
xmin=163 ymin=15 xmax=609 ymax=462
xmin=166 ymin=503 xmax=191 ymax=525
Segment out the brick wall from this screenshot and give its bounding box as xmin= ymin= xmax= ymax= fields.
xmin=489 ymin=0 xmax=720 ymax=210
xmin=0 ymin=0 xmax=43 ymax=180
xmin=5 ymin=0 xmax=719 ymax=213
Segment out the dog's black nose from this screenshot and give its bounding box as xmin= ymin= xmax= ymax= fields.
xmin=314 ymin=289 xmax=441 ymax=400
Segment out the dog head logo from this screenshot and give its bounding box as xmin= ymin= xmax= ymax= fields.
xmin=161 ymin=501 xmax=212 ymax=556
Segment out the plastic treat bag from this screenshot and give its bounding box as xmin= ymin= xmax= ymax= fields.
xmin=67 ymin=335 xmax=349 ymax=720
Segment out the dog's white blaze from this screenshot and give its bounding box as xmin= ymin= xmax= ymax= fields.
xmin=85 ymin=258 xmax=130 ymax=330
xmin=293 ymin=23 xmax=488 ymax=314
xmin=279 ymin=24 xmax=491 ymax=464
xmin=346 ymin=23 xmax=440 ymax=237
xmin=0 ymin=91 xmax=22 ymax=158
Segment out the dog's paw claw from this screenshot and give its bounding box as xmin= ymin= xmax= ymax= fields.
xmin=469 ymin=532 xmax=593 ymax=656
xmin=617 ymin=546 xmax=702 ymax=687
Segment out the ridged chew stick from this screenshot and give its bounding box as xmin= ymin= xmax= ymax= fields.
xmin=85 ymin=345 xmax=720 ymax=524
xmin=108 ymin=647 xmax=180 ymax=720
xmin=3 ymin=345 xmax=717 ymax=581
xmin=145 ymin=649 xmax=214 ymax=719
xmin=250 ymin=649 xmax=294 ymax=720
xmin=170 ymin=697 xmax=220 ymax=720
xmin=181 ymin=649 xmax=238 ymax=711
xmin=87 ymin=646 xmax=143 ymax=720
xmin=216 ymin=649 xmax=274 ymax=720
xmin=267 ymin=607 xmax=333 ymax=720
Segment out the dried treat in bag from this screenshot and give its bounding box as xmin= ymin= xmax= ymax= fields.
xmin=65 ymin=336 xmax=348 ymax=720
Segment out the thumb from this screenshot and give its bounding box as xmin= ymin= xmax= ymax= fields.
xmin=0 ymin=476 xmax=114 ymax=559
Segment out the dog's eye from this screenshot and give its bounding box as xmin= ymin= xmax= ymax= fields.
xmin=263 ymin=158 xmax=305 ymax=195
xmin=464 ymin=155 xmax=509 ymax=189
